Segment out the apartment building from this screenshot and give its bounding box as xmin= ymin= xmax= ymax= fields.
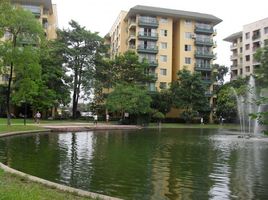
xmin=107 ymin=5 xmax=222 ymax=92
xmin=224 ymin=18 xmax=268 ymax=80
xmin=0 ymin=0 xmax=57 ymax=85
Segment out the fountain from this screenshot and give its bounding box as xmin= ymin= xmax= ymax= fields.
xmin=231 ymin=76 xmax=263 ymax=136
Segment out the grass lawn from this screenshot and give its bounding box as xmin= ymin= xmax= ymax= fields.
xmin=0 ymin=168 xmax=94 ymax=200
xmin=0 ymin=125 xmax=46 ymax=134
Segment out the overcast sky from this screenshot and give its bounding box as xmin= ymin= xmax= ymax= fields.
xmin=52 ymin=0 xmax=268 ymax=81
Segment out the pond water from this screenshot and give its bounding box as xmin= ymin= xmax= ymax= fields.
xmin=0 ymin=128 xmax=268 ymax=200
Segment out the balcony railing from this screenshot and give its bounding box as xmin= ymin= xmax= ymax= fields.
xmin=138 ymin=18 xmax=158 ymax=28
xmin=137 ymin=45 xmax=158 ymax=54
xmin=138 ymin=32 xmax=158 ymax=40
xmin=202 ymin=78 xmax=212 ymax=84
xmin=195 ymin=51 xmax=215 ymax=59
xmin=205 ymin=91 xmax=213 ymax=97
xmin=195 ymin=38 xmax=213 ymax=46
xmin=148 ymin=73 xmax=158 ymax=82
xmin=252 ymin=34 xmax=260 ymax=41
xmin=148 ymin=60 xmax=158 ymax=67
xmin=194 ymin=64 xmax=212 ymax=71
xmin=195 ymin=25 xmax=214 ymax=34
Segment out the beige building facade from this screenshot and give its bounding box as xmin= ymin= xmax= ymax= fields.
xmin=224 ymin=18 xmax=268 ymax=80
xmin=108 ymin=5 xmax=222 ymax=92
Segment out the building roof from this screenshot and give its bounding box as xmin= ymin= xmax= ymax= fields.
xmin=11 ymin=0 xmax=53 ymax=12
xmin=126 ymin=5 xmax=222 ymax=25
xmin=223 ymin=31 xmax=243 ymax=42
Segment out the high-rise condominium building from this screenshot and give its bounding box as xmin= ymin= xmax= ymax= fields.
xmin=224 ymin=18 xmax=268 ymax=80
xmin=0 ymin=0 xmax=57 ymax=85
xmin=107 ymin=5 xmax=222 ymax=92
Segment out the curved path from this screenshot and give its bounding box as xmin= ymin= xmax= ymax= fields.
xmin=0 ymin=124 xmax=140 ymax=200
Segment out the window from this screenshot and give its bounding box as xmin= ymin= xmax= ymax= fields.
xmin=240 ymin=47 xmax=242 ymax=53
xmin=245 ymin=44 xmax=250 ymax=50
xmin=160 ymin=42 xmax=167 ymax=49
xmin=265 ymin=39 xmax=268 ymax=46
xmin=245 ymin=32 xmax=250 ymax=39
xmin=264 ymin=27 xmax=268 ymax=34
xmin=184 ymin=45 xmax=192 ymax=51
xmin=246 ymin=66 xmax=250 ymax=72
xmin=185 ymin=32 xmax=192 ymax=39
xmin=240 ymin=68 xmax=243 ymax=75
xmin=185 ymin=57 xmax=191 ymax=64
xmin=185 ymin=19 xmax=192 ymax=26
xmin=160 ymin=68 xmax=167 ymax=76
xmin=160 ymin=29 xmax=168 ymax=37
xmin=160 ymin=82 xmax=167 ymax=89
xmin=160 ymin=18 xmax=168 ymax=23
xmin=160 ymin=55 xmax=167 ymax=62
xmin=245 ymin=55 xmax=250 ymax=61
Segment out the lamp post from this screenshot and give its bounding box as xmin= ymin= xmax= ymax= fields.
xmin=24 ymin=101 xmax=27 ymax=126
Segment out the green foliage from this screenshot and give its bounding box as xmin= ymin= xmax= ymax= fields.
xmin=170 ymin=69 xmax=210 ymax=122
xmin=152 ymin=111 xmax=165 ymax=120
xmin=57 ymin=20 xmax=104 ymax=118
xmin=106 ymin=84 xmax=152 ymax=116
xmin=150 ymin=90 xmax=172 ymax=114
xmin=0 ymin=1 xmax=44 ymax=124
xmin=212 ymin=64 xmax=229 ymax=85
xmin=215 ymin=77 xmax=247 ymax=121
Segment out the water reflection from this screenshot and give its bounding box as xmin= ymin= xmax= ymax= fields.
xmin=0 ymin=129 xmax=268 ymax=200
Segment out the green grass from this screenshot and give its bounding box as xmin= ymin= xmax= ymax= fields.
xmin=0 ymin=125 xmax=46 ymax=134
xmin=0 ymin=168 xmax=94 ymax=200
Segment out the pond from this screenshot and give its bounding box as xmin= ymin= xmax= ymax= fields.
xmin=0 ymin=128 xmax=268 ymax=200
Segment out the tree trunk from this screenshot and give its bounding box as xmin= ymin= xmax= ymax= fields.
xmin=6 ymin=62 xmax=13 ymax=126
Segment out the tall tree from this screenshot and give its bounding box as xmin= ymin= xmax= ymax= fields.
xmin=150 ymin=90 xmax=172 ymax=115
xmin=212 ymin=64 xmax=229 ymax=85
xmin=170 ymin=69 xmax=210 ymax=122
xmin=0 ymin=0 xmax=43 ymax=125
xmin=57 ymin=20 xmax=103 ymax=119
xmin=32 ymin=40 xmax=71 ymax=116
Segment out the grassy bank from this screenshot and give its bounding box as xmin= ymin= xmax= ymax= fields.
xmin=0 ymin=125 xmax=46 ymax=134
xmin=0 ymin=168 xmax=93 ymax=200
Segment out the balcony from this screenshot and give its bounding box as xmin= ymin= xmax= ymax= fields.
xmin=230 ymin=44 xmax=238 ymax=50
xmin=195 ymin=51 xmax=215 ymax=59
xmin=128 ymin=20 xmax=136 ymax=29
xmin=138 ymin=18 xmax=158 ymax=28
xmin=202 ymin=78 xmax=212 ymax=84
xmin=195 ymin=25 xmax=214 ymax=35
xmin=137 ymin=45 xmax=158 ymax=54
xmin=148 ymin=73 xmax=158 ymax=82
xmin=128 ymin=34 xmax=136 ymax=42
xmin=230 ymin=54 xmax=238 ymax=60
xmin=194 ymin=64 xmax=212 ymax=71
xmin=148 ymin=60 xmax=158 ymax=68
xmin=195 ymin=38 xmax=213 ymax=46
xmin=138 ymin=32 xmax=158 ymax=41
xmin=252 ymin=33 xmax=260 ymax=41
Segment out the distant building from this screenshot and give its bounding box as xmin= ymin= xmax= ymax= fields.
xmin=224 ymin=18 xmax=268 ymax=80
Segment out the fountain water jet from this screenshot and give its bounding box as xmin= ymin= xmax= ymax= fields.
xmin=231 ymin=76 xmax=262 ymax=135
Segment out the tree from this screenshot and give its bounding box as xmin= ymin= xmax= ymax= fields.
xmin=215 ymin=77 xmax=247 ymax=122
xmin=254 ymin=46 xmax=268 ymax=132
xmin=0 ymin=0 xmax=43 ymax=125
xmin=57 ymin=20 xmax=103 ymax=119
xmin=170 ymin=69 xmax=210 ymax=122
xmin=212 ymin=64 xmax=229 ymax=85
xmin=32 ymin=40 xmax=71 ymax=116
xmin=106 ymin=84 xmax=152 ymax=120
xmin=150 ymin=90 xmax=172 ymax=115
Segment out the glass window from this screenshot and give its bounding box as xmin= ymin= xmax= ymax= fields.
xmin=160 ymin=18 xmax=168 ymax=23
xmin=185 ymin=32 xmax=192 ymax=39
xmin=185 ymin=19 xmax=192 ymax=26
xmin=185 ymin=57 xmax=191 ymax=64
xmin=160 ymin=55 xmax=167 ymax=62
xmin=246 ymin=66 xmax=250 ymax=72
xmin=184 ymin=45 xmax=192 ymax=51
xmin=160 ymin=68 xmax=167 ymax=76
xmin=245 ymin=32 xmax=250 ymax=39
xmin=160 ymin=42 xmax=167 ymax=49
xmin=245 ymin=55 xmax=250 ymax=61
xmin=160 ymin=29 xmax=168 ymax=37
xmin=245 ymin=44 xmax=250 ymax=50
xmin=264 ymin=27 xmax=268 ymax=34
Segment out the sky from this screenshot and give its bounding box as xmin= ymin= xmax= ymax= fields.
xmin=52 ymin=0 xmax=268 ymax=81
